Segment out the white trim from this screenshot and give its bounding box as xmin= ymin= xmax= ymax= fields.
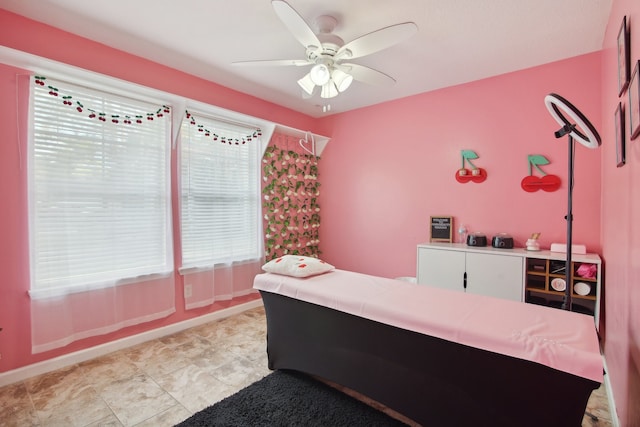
xmin=274 ymin=123 xmax=330 ymax=157
xmin=0 ymin=299 xmax=263 ymax=388
xmin=4 ymin=47 xmax=178 ymax=107
xmin=602 ymin=355 xmax=620 ymax=427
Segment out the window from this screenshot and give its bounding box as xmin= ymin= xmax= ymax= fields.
xmin=179 ymin=112 xmax=262 ymax=269
xmin=29 ymin=77 xmax=173 ymax=297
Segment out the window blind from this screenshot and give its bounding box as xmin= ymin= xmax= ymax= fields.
xmin=180 ymin=114 xmax=262 ymax=268
xmin=29 ymin=78 xmax=172 ymax=296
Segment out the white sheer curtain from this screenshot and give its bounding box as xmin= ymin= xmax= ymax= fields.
xmin=178 ymin=111 xmax=264 ymax=310
xmin=28 ymin=77 xmax=175 ymax=353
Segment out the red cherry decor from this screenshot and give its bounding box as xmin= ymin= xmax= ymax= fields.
xmin=455 ymin=150 xmax=487 ymax=184
xmin=455 ymin=168 xmax=487 ymax=183
xmin=185 ymin=110 xmax=262 ymax=145
xmin=33 ymin=75 xmax=172 ymax=127
xmin=521 ymin=155 xmax=561 ymax=192
xmin=521 ymin=174 xmax=561 ymax=192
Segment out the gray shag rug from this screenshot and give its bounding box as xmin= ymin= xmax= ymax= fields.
xmin=175 ymin=370 xmax=407 ymax=426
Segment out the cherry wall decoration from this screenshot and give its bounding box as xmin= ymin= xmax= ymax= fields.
xmin=453 ymin=150 xmax=560 ymax=192
xmin=455 ymin=150 xmax=487 ymax=183
xmin=521 ymin=154 xmax=561 ymax=192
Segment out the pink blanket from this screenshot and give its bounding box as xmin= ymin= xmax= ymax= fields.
xmin=254 ymin=269 xmax=603 ymax=382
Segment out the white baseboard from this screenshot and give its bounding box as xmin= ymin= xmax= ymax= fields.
xmin=0 ymin=299 xmax=263 ymax=388
xmin=602 ymin=355 xmax=620 ymax=427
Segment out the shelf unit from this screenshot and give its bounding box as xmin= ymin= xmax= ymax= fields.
xmin=524 ymin=254 xmax=601 ymax=326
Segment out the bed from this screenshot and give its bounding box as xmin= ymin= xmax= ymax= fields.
xmin=253 ymin=268 xmax=603 ymax=427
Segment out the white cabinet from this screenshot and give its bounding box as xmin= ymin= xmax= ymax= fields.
xmin=417 ymin=243 xmax=524 ymax=302
xmin=416 ymin=247 xmax=465 ymax=292
xmin=465 ymin=252 xmax=523 ymax=301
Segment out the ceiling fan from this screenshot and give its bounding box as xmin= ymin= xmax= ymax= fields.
xmin=233 ymin=0 xmax=418 ymax=99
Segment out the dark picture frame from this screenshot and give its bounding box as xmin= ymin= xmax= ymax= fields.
xmin=630 ymin=60 xmax=640 ymax=140
xmin=615 ymin=102 xmax=625 ymax=167
xmin=617 ymin=16 xmax=630 ymax=96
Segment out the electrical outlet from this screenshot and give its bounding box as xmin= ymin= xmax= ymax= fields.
xmin=184 ymin=284 xmax=193 ymax=298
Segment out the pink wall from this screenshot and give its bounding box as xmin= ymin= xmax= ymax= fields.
xmin=0 ymin=10 xmax=320 ymax=372
xmin=0 ymin=64 xmax=31 ymax=372
xmin=317 ymin=53 xmax=602 ymax=279
xmin=600 ymin=0 xmax=640 ymax=425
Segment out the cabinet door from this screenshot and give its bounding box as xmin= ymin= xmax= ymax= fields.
xmin=465 ymin=253 xmax=523 ymax=301
xmin=417 ymin=248 xmax=465 ymax=292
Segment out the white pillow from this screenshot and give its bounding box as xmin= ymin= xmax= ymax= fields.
xmin=262 ymin=255 xmax=335 ymax=278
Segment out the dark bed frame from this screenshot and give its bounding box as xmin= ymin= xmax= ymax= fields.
xmin=259 ymin=290 xmax=600 ymax=427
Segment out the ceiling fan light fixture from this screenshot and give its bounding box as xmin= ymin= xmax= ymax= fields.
xmin=320 ymin=81 xmax=338 ymax=99
xmin=331 ymin=68 xmax=354 ymax=92
xmin=310 ymin=63 xmax=331 ymax=86
xmin=297 ymin=73 xmax=315 ymax=95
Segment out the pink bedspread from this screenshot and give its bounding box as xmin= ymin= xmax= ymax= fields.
xmin=253 ymin=269 xmax=603 ymax=382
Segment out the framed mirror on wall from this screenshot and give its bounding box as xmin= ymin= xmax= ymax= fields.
xmin=617 ymin=16 xmax=630 ymax=96
xmin=630 ymin=60 xmax=640 ymax=140
xmin=615 ymin=102 xmax=625 ymax=167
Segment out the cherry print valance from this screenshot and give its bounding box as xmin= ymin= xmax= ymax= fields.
xmin=34 ymin=75 xmax=170 ymax=124
xmin=34 ymin=75 xmax=264 ymax=146
xmin=185 ymin=111 xmax=262 ymax=145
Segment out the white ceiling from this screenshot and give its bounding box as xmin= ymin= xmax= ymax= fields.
xmin=0 ymin=0 xmax=612 ymax=118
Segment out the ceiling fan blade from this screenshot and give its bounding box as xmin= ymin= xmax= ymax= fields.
xmin=338 ymin=63 xmax=396 ymax=86
xmin=336 ymin=22 xmax=418 ymax=60
xmin=272 ymin=0 xmax=322 ymax=50
xmin=232 ymin=59 xmax=312 ymax=67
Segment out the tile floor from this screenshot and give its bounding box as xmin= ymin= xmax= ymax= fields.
xmin=0 ymin=305 xmax=614 ymax=426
